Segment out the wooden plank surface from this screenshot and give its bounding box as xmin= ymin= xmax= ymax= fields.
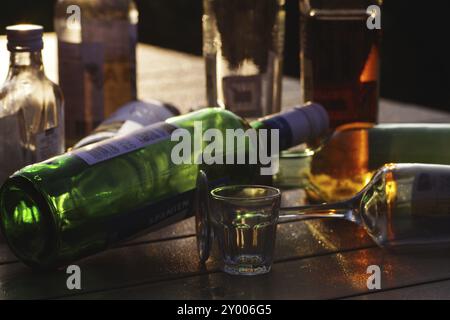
xmin=1 ymin=34 xmax=450 ymax=300
xmin=0 ymin=218 xmax=373 ymax=299
xmin=69 ymin=247 xmax=450 ymax=300
xmin=349 ymin=279 xmax=450 ymax=300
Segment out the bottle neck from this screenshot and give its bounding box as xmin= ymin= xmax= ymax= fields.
xmin=250 ymin=105 xmax=329 ymax=151
xmin=6 ymin=51 xmax=45 ymax=80
xmin=249 ymin=116 xmax=299 ymax=151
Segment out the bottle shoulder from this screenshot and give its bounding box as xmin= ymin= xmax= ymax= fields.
xmin=0 ymin=73 xmax=63 ymax=116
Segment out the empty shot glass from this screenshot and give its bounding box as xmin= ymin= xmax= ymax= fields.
xmin=210 ymin=185 xmax=281 ymax=276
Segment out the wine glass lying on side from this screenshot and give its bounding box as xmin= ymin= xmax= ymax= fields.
xmin=196 ymin=163 xmax=450 ymax=268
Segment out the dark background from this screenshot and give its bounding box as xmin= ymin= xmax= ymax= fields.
xmin=1 ymin=0 xmax=449 ymax=112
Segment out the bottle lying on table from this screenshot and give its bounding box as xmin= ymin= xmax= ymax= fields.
xmin=0 ymin=103 xmax=328 ymax=269
xmin=276 ymin=123 xmax=450 ymax=202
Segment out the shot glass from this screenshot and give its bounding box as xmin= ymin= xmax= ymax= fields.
xmin=210 ymin=185 xmax=281 ymax=276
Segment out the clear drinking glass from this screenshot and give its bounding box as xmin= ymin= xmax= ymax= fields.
xmin=300 ymin=0 xmax=382 ymax=128
xmin=203 ymin=0 xmax=286 ymax=118
xmin=210 ymin=185 xmax=281 ymax=276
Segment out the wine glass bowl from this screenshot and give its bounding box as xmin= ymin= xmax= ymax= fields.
xmin=359 ymin=166 xmax=391 ymax=247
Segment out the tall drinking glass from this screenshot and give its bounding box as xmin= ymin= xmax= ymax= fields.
xmin=300 ymin=0 xmax=382 ymax=128
xmin=203 ymin=0 xmax=286 ymax=118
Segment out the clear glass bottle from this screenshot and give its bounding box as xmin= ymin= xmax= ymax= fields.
xmin=54 ymin=0 xmax=138 ymax=147
xmin=0 ymin=25 xmax=65 ymax=185
xmin=203 ymin=0 xmax=286 ymax=118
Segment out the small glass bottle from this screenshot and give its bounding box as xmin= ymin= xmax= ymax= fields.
xmin=0 ymin=25 xmax=65 ymax=184
xmin=203 ymin=0 xmax=286 ymax=118
xmin=54 ymin=0 xmax=138 ymax=147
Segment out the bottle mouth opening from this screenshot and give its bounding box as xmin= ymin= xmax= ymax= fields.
xmin=0 ymin=176 xmax=56 ymax=269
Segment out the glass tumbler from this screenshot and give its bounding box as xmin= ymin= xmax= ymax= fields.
xmin=210 ymin=185 xmax=281 ymax=276
xmin=203 ymin=0 xmax=286 ymax=118
xmin=300 ymin=0 xmax=382 ymax=128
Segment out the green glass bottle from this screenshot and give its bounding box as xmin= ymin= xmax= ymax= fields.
xmin=0 ymin=104 xmax=328 ymax=269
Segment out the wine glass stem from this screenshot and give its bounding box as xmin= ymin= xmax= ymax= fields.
xmin=279 ymin=200 xmax=356 ymax=222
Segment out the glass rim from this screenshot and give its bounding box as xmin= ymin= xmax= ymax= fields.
xmin=210 ymin=185 xmax=281 ymax=202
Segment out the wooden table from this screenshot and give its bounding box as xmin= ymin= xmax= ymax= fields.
xmin=1 ymin=34 xmax=450 ymax=300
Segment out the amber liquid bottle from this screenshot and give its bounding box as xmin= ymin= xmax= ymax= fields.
xmin=300 ymin=0 xmax=382 ymax=128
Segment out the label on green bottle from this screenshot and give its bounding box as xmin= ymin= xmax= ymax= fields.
xmin=112 ymin=189 xmax=195 ymax=241
xmin=71 ymin=122 xmax=177 ymax=165
xmin=262 ymin=103 xmax=329 ymax=150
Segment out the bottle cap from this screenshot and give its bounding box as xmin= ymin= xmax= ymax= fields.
xmin=285 ymin=102 xmax=330 ymax=145
xmin=6 ymin=24 xmax=44 ymax=52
